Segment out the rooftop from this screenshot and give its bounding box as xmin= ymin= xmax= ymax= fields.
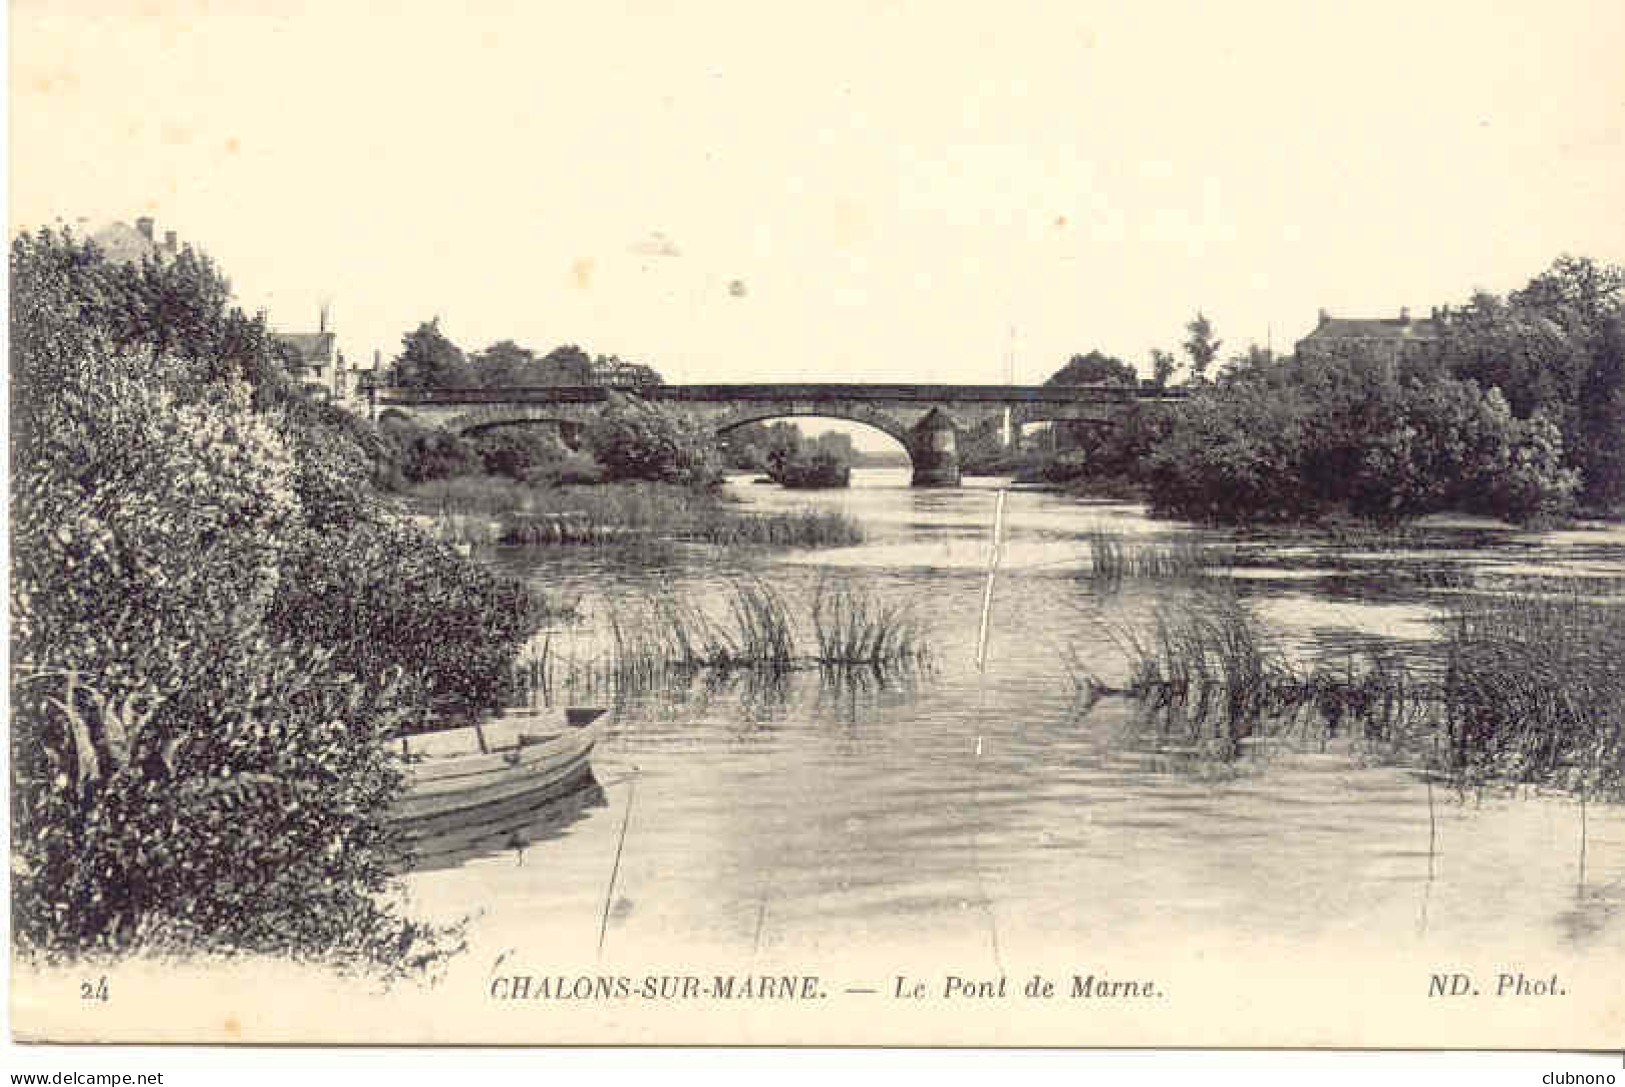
xmin=271 ymin=331 xmax=336 ymax=363
xmin=89 ymin=217 xmax=181 ymax=265
xmin=1299 ymin=307 xmax=1449 ymax=344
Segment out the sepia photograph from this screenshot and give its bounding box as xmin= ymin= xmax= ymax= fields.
xmin=7 ymin=0 xmax=1625 ymax=1058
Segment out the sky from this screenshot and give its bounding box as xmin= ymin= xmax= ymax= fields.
xmin=12 ymin=1 xmax=1625 ymax=393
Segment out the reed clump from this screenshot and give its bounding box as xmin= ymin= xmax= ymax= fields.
xmin=1071 ymin=582 xmax=1625 ymax=798
xmin=414 ymin=478 xmax=864 ymax=551
xmin=514 ymin=580 xmax=930 ymax=703
xmin=1441 ymin=588 xmax=1625 ymax=797
xmin=1078 ymin=526 xmax=1228 ymax=590
xmin=811 ymin=579 xmax=928 ymax=666
xmin=690 ymin=507 xmax=864 ymax=548
xmin=1080 ymin=589 xmax=1339 ymax=757
xmin=413 ymin=474 xmax=536 ymax=517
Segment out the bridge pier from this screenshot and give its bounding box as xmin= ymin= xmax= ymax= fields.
xmin=908 ymin=407 xmax=961 ymax=487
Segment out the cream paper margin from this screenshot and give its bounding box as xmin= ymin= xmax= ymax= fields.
xmin=10 ymin=932 xmax=1625 ymax=1046
xmin=7 ymin=0 xmax=1625 ymax=1051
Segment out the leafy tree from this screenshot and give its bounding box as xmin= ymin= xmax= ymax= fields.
xmin=1575 ymin=312 xmax=1625 ymax=511
xmin=723 ymin=420 xmax=801 ymax=469
xmin=1218 ymin=344 xmax=1279 ymax=386
xmin=468 ymin=339 xmax=538 ymax=387
xmin=391 ymin=319 xmax=473 ymax=388
xmin=1150 ymin=348 xmax=1179 ymax=389
xmin=536 ymin=344 xmax=593 ymax=385
xmin=1439 ymin=255 xmax=1625 ymax=511
xmin=1045 ymin=350 xmax=1138 ymax=386
xmin=585 ymin=392 xmax=721 ymax=486
xmin=1146 ymin=379 xmax=1314 ymax=522
xmin=1511 ymin=253 xmax=1625 ymax=325
xmin=1182 ymin=311 xmax=1223 ymax=383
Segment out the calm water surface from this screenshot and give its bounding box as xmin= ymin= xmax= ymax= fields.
xmin=404 ymin=469 xmax=1625 ymax=970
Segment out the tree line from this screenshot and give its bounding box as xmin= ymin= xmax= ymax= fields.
xmin=386 ymin=319 xmax=662 ymax=389
xmin=1038 ymin=255 xmax=1625 ymax=524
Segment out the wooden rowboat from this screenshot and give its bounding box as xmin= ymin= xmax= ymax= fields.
xmin=391 ymin=707 xmax=608 ymax=840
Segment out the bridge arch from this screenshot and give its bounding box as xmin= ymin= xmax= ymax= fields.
xmin=443 ymin=404 xmax=594 ymax=435
xmin=708 ymin=403 xmax=914 ymax=451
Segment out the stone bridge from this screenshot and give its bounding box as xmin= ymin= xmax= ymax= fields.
xmin=370 ymin=383 xmax=1185 ymax=487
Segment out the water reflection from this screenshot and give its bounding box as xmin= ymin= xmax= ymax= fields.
xmin=404 ymin=771 xmax=609 ymax=874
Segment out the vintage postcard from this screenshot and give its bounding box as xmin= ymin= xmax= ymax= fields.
xmin=8 ymin=0 xmax=1625 ymax=1050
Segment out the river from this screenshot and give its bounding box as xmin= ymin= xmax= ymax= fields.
xmin=401 ymin=469 xmax=1625 ymax=1025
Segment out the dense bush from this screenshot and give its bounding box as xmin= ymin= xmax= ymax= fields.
xmin=1144 ymin=353 xmax=1578 ymax=526
xmin=7 ymin=345 xmax=420 ymax=961
xmin=266 ymin=519 xmax=547 ymax=712
xmin=467 ymin=426 xmax=568 ymax=482
xmin=378 ymin=415 xmax=483 ymax=483
xmin=1146 ymin=379 xmax=1316 ymax=522
xmin=377 ymin=416 xmax=595 ymax=487
xmin=584 ymin=392 xmax=722 ymax=487
xmin=9 ymin=228 xmax=541 ymax=969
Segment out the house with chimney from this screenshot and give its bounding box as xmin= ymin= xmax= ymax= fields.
xmin=90 ymin=216 xmax=183 ymax=264
xmin=1295 ymin=306 xmax=1453 ymax=368
xmin=271 ymin=306 xmax=340 ymax=400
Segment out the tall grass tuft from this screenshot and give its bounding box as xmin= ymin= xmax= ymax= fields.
xmin=413 ymin=478 xmax=865 ymax=551
xmin=691 ymin=507 xmax=864 ymax=548
xmin=514 ymin=579 xmax=931 ymax=703
xmin=1078 ymin=526 xmax=1227 ymax=591
xmin=1072 ymin=581 xmax=1624 ymax=797
xmin=811 ymin=580 xmax=929 ymax=667
xmin=1441 ymin=588 xmax=1625 ymax=797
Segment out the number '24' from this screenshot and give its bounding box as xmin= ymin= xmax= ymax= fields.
xmin=80 ymin=976 xmax=108 ymax=1002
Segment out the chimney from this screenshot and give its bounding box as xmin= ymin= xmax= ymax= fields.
xmin=135 ymin=217 xmax=155 ymax=241
xmin=164 ymin=230 xmax=177 ymax=252
xmin=1317 ymin=308 xmax=1330 ymax=327
xmin=319 ymin=303 xmax=329 ymax=334
xmin=1399 ymin=306 xmax=1411 ymax=324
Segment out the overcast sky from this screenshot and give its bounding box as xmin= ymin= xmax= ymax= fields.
xmin=13 ymin=1 xmax=1625 ymax=387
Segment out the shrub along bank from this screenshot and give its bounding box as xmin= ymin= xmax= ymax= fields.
xmin=9 ymin=230 xmax=556 ymax=971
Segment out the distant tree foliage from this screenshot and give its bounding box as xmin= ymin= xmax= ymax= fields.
xmin=1182 ymin=311 xmax=1222 ymax=382
xmin=1045 ymin=350 xmax=1138 ymax=387
xmin=1438 ymin=255 xmax=1625 ymax=512
xmin=537 ymin=343 xmax=593 ymax=384
xmin=1150 ymin=348 xmax=1179 ymax=389
xmin=468 ymin=339 xmax=538 ymax=386
xmin=1101 ymin=254 xmax=1623 ymax=523
xmin=458 ymin=339 xmax=665 ymax=388
xmin=390 ymin=318 xmax=473 ymax=388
